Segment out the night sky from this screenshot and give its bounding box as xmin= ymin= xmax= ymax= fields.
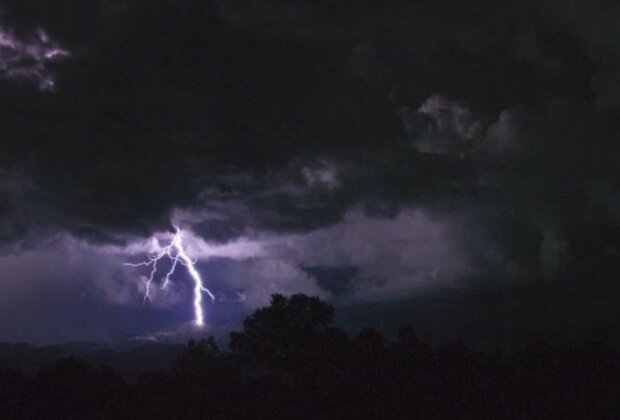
xmin=1 ymin=0 xmax=620 ymax=346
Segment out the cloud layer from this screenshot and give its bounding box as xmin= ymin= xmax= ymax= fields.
xmin=1 ymin=0 xmax=620 ymax=342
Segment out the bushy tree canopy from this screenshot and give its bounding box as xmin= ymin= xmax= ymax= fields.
xmin=229 ymin=294 xmax=334 ymax=368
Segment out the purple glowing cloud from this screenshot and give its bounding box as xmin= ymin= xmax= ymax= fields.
xmin=0 ymin=23 xmax=69 ymax=90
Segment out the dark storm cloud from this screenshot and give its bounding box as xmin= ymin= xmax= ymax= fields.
xmin=0 ymin=0 xmax=609 ymax=242
xmin=0 ymin=0 xmax=410 ymax=247
xmin=1 ymin=0 xmax=620 ymax=344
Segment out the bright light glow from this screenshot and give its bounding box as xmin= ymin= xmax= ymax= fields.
xmin=124 ymin=228 xmax=214 ymax=326
xmin=0 ymin=24 xmax=70 ymax=90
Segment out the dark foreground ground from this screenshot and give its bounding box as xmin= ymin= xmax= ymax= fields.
xmin=1 ymin=294 xmax=619 ymax=419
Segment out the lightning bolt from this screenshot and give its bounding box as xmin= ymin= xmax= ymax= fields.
xmin=124 ymin=228 xmax=214 ymax=326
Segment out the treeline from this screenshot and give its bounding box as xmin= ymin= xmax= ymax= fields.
xmin=1 ymin=294 xmax=619 ymax=419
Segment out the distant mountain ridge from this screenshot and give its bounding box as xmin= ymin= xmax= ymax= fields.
xmin=0 ymin=341 xmax=186 ymax=378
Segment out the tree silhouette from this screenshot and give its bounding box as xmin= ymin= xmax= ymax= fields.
xmin=174 ymin=336 xmax=220 ymax=372
xmin=3 ymin=294 xmax=620 ymax=418
xmin=31 ymin=357 xmax=127 ymax=419
xmin=229 ymin=293 xmax=334 ymax=369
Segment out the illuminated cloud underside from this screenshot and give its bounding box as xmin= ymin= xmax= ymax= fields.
xmin=120 ymin=227 xmax=267 ymax=326
xmin=124 ymin=229 xmax=215 ymax=326
xmin=0 ymin=23 xmax=69 ymax=90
